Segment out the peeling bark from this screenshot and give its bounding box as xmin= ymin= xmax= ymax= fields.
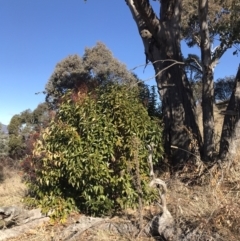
xmin=199 ymin=0 xmax=215 ymax=160
xmin=219 ymin=66 xmax=240 ymax=160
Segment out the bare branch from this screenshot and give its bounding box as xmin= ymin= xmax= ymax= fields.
xmin=210 ymin=44 xmax=228 ymax=70
xmin=147 ymin=144 xmax=168 ymax=213
xmin=147 ymin=144 xmax=155 ymax=178
xmin=130 ymin=58 xmax=184 ymax=71
xmin=189 ymin=57 xmax=203 ymax=72
xmin=142 ymin=60 xmax=184 ymax=82
xmin=146 ymin=144 xmax=179 ymax=239
xmin=129 ymin=59 xmax=184 ymax=83
xmin=126 ymin=0 xmax=155 ymax=62
xmin=193 ymin=34 xmax=201 ymax=47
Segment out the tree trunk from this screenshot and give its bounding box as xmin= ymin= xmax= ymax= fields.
xmin=198 ymin=0 xmax=215 ymax=160
xmin=219 ymin=66 xmax=240 ymax=160
xmin=127 ymin=0 xmax=202 ymax=165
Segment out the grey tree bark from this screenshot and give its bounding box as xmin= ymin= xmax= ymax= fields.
xmin=219 ymin=66 xmax=240 ymax=160
xmin=198 ymin=0 xmax=215 ymax=160
xmin=126 ymin=0 xmax=202 ymax=165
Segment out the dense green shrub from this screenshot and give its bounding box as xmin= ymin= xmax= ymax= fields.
xmin=26 ymin=84 xmax=163 ymax=219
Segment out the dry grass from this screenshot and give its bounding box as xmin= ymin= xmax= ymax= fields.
xmin=196 ymin=103 xmax=226 ymax=151
xmin=3 ymin=223 xmax=54 ymax=241
xmin=0 ymin=167 xmax=27 ymax=207
xmin=166 ymin=154 xmax=240 ymax=241
xmin=1 ymin=165 xmax=240 ymax=241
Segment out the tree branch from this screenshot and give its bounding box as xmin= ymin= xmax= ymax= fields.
xmin=193 ymin=33 xmax=201 ymax=47
xmin=142 ymin=60 xmax=185 ymax=82
xmin=126 ymin=0 xmax=156 ymax=62
xmin=126 ymin=0 xmax=147 ymax=33
xmin=210 ymin=44 xmax=229 ymax=70
xmin=132 ymin=0 xmax=160 ymax=37
xmin=188 ymin=63 xmax=203 ymax=74
xmin=130 ymin=58 xmax=184 ymax=71
xmin=129 ymin=59 xmax=184 ymax=83
xmin=160 ymin=0 xmax=181 ymax=23
xmin=190 ymin=57 xmax=203 ymax=72
xmin=147 ymin=144 xmax=179 ymax=239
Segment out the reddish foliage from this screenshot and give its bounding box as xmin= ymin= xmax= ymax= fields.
xmin=21 ymin=131 xmax=42 ymax=182
xmin=74 ymin=80 xmax=98 ymax=102
xmin=25 ymin=132 xmax=40 ymax=156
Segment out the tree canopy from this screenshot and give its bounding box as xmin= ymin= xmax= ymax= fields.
xmin=214 ymin=76 xmax=235 ymax=102
xmin=45 ymin=42 xmax=138 ymax=108
xmin=8 ymin=103 xmax=50 ymax=160
xmin=182 ymin=0 xmax=240 ymax=53
xmin=0 ymin=124 xmax=9 ymax=157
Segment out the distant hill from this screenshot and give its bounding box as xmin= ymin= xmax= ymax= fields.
xmin=0 ymin=123 xmax=8 ymax=134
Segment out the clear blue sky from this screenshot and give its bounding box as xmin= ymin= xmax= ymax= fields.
xmin=1 ymin=1 xmax=239 ymax=125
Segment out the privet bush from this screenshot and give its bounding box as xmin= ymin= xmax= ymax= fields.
xmin=26 ymin=84 xmax=163 ymax=219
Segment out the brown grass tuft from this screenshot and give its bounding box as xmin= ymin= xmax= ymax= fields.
xmin=165 ymin=152 xmax=240 ymax=241
xmin=0 ymin=168 xmax=27 ymax=207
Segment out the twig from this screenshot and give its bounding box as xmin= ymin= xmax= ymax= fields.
xmin=130 ymin=59 xmax=184 ymax=83
xmin=132 ymin=137 xmax=143 ymax=230
xmin=147 ymin=144 xmax=155 ymax=179
xmin=135 ymin=221 xmax=152 ymax=239
xmin=130 ymin=59 xmax=184 ymax=71
xmin=171 ymin=145 xmax=217 ymax=180
xmin=65 ymin=219 xmax=109 ymax=241
xmin=142 ymin=61 xmax=184 ymax=82
xmin=171 ymin=145 xmax=201 ymax=162
xmin=189 ymin=57 xmax=203 ymax=72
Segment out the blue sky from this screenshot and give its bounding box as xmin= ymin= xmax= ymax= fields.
xmin=0 ymin=0 xmax=239 ymax=125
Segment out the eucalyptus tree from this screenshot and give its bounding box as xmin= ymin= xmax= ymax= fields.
xmin=182 ymin=0 xmax=240 ymax=159
xmin=45 ymin=42 xmax=138 ymax=109
xmin=182 ymin=0 xmax=240 ymax=54
xmin=8 ymin=114 xmax=25 ymax=159
xmin=198 ymin=0 xmax=215 ymax=159
xmin=126 ymin=0 xmax=202 ymax=165
xmin=219 ymin=66 xmax=240 ymax=159
xmin=0 ymin=124 xmax=9 ymax=156
xmin=74 ymin=1 xmax=240 ymax=163
xmin=7 ymin=104 xmax=51 ymax=160
xmin=184 ymin=54 xmax=203 ymax=103
xmin=214 ymin=76 xmax=235 ymax=102
xmin=125 ymin=0 xmax=240 ymax=161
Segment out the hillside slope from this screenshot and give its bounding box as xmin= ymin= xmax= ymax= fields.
xmin=0 ymin=123 xmax=8 ymax=134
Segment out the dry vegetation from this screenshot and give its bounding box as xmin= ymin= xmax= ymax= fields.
xmin=168 ymin=157 xmax=240 ymax=241
xmin=1 ymin=157 xmax=240 ymax=240
xmin=196 ymin=103 xmax=226 ymax=151
xmin=0 ymin=104 xmax=240 ymax=241
xmin=0 ymin=159 xmax=27 ymax=207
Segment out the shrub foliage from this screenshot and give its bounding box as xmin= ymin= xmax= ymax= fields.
xmin=26 ymin=84 xmax=163 ymax=219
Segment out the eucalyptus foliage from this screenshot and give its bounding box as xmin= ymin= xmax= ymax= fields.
xmin=45 ymin=42 xmax=138 ymax=109
xmin=26 ymin=84 xmax=163 ymax=218
xmin=8 ymin=104 xmax=50 ymax=160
